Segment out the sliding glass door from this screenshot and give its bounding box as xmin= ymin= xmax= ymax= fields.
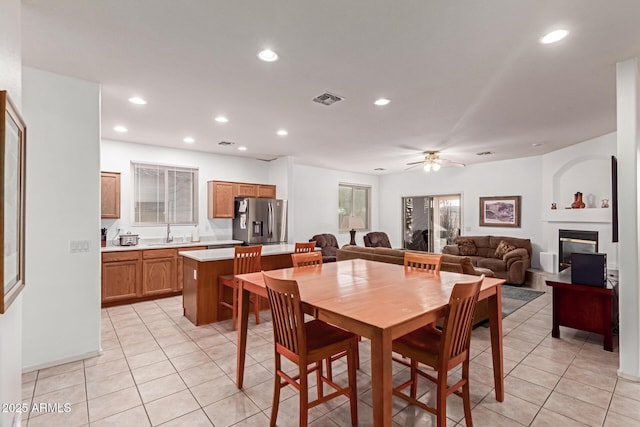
xmin=402 ymin=194 xmax=461 ymax=252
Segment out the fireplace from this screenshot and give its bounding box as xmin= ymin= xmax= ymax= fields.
xmin=559 ymin=229 xmax=598 ymax=271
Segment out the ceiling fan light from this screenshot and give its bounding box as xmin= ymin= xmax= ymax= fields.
xmin=423 ymin=163 xmax=432 ymax=172
xmin=432 ymin=162 xmax=441 ymax=171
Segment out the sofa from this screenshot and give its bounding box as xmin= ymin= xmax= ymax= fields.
xmin=442 ymin=235 xmax=532 ymax=285
xmin=335 ymin=245 xmax=493 ymax=325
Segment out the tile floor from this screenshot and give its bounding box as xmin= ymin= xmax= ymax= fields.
xmin=20 ymin=289 xmax=637 ymax=426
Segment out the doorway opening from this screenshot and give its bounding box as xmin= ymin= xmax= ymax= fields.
xmin=402 ymin=194 xmax=461 ymax=253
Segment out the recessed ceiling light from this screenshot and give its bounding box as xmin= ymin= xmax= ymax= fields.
xmin=128 ymin=96 xmax=147 ymax=105
xmin=258 ymin=49 xmax=279 ymax=62
xmin=374 ymin=98 xmax=390 ymax=106
xmin=238 ymin=146 xmax=247 ymax=151
xmin=214 ymin=116 xmax=229 ymax=123
xmin=540 ymin=29 xmax=569 ymax=44
xmin=183 ymin=137 xmax=195 ymax=143
xmin=114 ymin=125 xmax=128 ymax=133
xmin=277 ymin=129 xmax=288 ymax=136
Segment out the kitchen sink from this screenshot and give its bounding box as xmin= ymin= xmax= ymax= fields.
xmin=146 ymin=242 xmax=189 ymax=246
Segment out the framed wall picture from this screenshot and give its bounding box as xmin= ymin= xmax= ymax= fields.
xmin=1 ymin=90 xmax=27 ymax=314
xmin=479 ymin=196 xmax=521 ymax=228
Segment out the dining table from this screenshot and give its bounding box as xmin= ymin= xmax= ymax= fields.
xmin=234 ymin=258 xmax=505 ymax=427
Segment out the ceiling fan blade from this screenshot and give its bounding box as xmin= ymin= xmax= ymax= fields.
xmin=404 ymin=163 xmax=424 ymax=171
xmin=405 ymin=160 xmax=426 ymax=166
xmin=441 ymin=160 xmax=465 ymax=168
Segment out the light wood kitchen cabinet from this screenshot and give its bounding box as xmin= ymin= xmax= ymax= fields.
xmin=102 ymin=251 xmax=142 ymax=304
xmin=101 ymin=171 xmax=121 ymax=218
xmin=207 ymin=180 xmax=277 ymax=218
xmin=257 ymin=184 xmax=276 ymax=198
xmin=208 ymin=181 xmax=235 ymax=218
xmin=235 ymin=183 xmax=257 ymax=197
xmin=102 ymin=245 xmax=206 ymax=307
xmin=142 ymin=249 xmax=177 ymax=296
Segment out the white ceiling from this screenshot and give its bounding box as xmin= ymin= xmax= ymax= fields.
xmin=21 ymin=1 xmax=640 ymax=174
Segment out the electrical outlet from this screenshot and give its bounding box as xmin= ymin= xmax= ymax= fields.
xmin=70 ymin=240 xmax=91 ymax=253
xmin=465 ymin=227 xmax=471 ymax=232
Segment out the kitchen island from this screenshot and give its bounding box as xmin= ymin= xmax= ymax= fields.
xmin=179 ymin=244 xmax=298 ymax=326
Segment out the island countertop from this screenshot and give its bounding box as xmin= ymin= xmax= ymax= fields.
xmin=179 ymin=243 xmax=304 ymax=262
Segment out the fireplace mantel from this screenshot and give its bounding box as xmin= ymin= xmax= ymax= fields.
xmin=542 ymin=208 xmax=611 ymax=224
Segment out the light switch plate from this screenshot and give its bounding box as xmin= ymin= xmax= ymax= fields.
xmin=70 ymin=240 xmax=91 ymax=253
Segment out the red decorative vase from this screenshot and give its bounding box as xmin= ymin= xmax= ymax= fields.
xmin=571 ymin=192 xmax=586 ymax=209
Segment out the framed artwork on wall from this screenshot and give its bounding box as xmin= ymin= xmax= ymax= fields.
xmin=1 ymin=90 xmax=27 ymax=314
xmin=479 ymin=196 xmax=521 ymax=228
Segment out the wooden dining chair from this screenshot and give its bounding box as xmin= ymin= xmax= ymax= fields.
xmin=291 ymin=251 xmax=323 ymax=267
xmin=263 ymin=272 xmax=358 ymax=427
xmin=404 ymin=252 xmax=443 ymax=274
xmin=218 ymin=245 xmax=262 ymax=331
xmin=392 ymin=275 xmax=484 ymax=427
xmin=294 ymin=241 xmax=317 ymax=253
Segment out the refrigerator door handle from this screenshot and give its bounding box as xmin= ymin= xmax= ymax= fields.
xmin=267 ymin=202 xmax=274 ymax=238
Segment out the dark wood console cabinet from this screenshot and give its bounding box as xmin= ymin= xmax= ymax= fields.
xmin=546 ymin=269 xmax=618 ymax=351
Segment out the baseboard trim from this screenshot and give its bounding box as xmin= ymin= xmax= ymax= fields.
xmin=22 ymin=349 xmax=103 ymax=373
xmin=618 ymin=369 xmax=640 ymax=382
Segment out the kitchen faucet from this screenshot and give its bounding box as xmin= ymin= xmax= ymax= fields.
xmin=166 ymin=223 xmax=173 ymax=243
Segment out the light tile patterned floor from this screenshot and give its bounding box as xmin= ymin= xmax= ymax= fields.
xmin=20 ymin=289 xmax=635 ymax=426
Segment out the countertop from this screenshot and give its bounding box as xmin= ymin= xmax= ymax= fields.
xmin=101 ymin=239 xmax=243 ymax=252
xmin=179 ymin=243 xmax=303 ymax=262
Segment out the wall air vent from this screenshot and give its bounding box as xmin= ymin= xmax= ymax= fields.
xmin=218 ymin=141 xmax=235 ymax=146
xmin=476 ymin=151 xmax=495 ymax=156
xmin=312 ymin=92 xmax=344 ymax=106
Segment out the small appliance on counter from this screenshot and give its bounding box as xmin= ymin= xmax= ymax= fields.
xmin=232 ymin=197 xmax=287 ymax=245
xmin=116 ymin=231 xmax=139 ymax=246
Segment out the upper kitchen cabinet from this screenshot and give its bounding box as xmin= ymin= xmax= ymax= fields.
xmin=207 ymin=180 xmax=277 ymax=218
xmin=257 ymin=184 xmax=276 ymax=199
xmin=208 ymin=181 xmax=235 ymax=218
xmin=101 ymin=171 xmax=121 ymax=218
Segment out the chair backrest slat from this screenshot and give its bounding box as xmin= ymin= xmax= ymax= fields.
xmin=264 ymin=273 xmax=306 ymax=356
xmin=291 ymin=251 xmax=323 ymax=268
xmin=294 ymin=241 xmax=317 ymax=253
xmin=234 ymin=245 xmax=262 ymax=275
xmin=404 ymin=252 xmax=442 ymax=274
xmin=440 ymin=275 xmax=484 ymax=362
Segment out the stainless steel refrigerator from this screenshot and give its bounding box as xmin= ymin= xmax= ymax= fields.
xmin=232 ymin=198 xmax=288 ymax=244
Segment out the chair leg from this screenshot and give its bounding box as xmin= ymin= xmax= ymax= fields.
xmin=270 ymin=353 xmax=282 ymax=427
xmin=462 ymin=362 xmax=473 ymax=427
xmin=316 ymin=361 xmax=324 ymax=400
xmin=326 ymin=357 xmax=333 ymax=381
xmin=253 ymin=294 xmax=260 ymax=325
xmin=410 ymin=359 xmax=418 ymax=398
xmin=436 ymin=371 xmax=447 ymax=427
xmin=299 ymin=362 xmax=309 ymax=427
xmin=347 ymin=341 xmax=359 ymax=426
xmin=231 ymin=283 xmax=238 ymax=331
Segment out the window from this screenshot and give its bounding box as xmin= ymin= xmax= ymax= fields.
xmin=338 ymin=183 xmax=370 ymax=232
xmin=132 ymin=162 xmax=198 ymax=225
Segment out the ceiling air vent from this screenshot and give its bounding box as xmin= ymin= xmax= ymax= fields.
xmin=218 ymin=141 xmax=235 ymax=146
xmin=312 ymin=92 xmax=344 ymax=106
xmin=476 ymin=151 xmax=495 ymax=156
xmin=374 ymin=168 xmax=386 ymax=171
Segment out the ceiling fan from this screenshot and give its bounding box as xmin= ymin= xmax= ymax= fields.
xmin=406 ymin=151 xmax=465 ymax=172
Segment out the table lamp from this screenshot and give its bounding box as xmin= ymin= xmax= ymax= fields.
xmin=342 ymin=215 xmax=365 ymax=245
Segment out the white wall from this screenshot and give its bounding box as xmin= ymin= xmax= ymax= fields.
xmin=292 ymin=164 xmax=380 ymax=246
xmin=101 ymin=139 xmax=272 ymax=241
xmin=0 ymin=1 xmax=23 ymax=426
xmin=380 ymin=157 xmax=543 ymax=267
xmin=22 ymin=67 xmax=101 ymax=371
xmin=540 ymin=132 xmax=618 ymax=269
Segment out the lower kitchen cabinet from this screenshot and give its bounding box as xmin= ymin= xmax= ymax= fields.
xmin=102 ymin=245 xmax=206 ymax=307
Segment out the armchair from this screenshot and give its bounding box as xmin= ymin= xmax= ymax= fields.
xmin=310 ymin=234 xmax=339 ymax=263
xmin=363 ymin=232 xmax=392 ymax=248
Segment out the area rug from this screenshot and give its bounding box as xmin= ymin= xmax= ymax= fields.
xmin=480 ymin=285 xmax=545 ymax=327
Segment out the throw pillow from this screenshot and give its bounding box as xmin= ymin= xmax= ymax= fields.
xmin=457 ymin=238 xmax=477 ymax=256
xmin=494 ymin=240 xmax=517 ymax=259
